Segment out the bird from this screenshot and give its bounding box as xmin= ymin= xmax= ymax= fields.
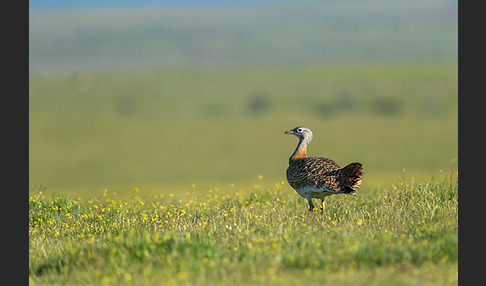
xmin=284 ymin=126 xmax=363 ymax=213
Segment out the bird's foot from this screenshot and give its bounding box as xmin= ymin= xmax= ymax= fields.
xmin=306 ymin=198 xmax=315 ymax=212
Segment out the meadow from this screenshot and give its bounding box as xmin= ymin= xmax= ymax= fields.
xmin=29 ymin=63 xmax=458 ymax=198
xmin=29 ymin=172 xmax=458 ymax=285
xmin=29 ymin=62 xmax=458 ymax=284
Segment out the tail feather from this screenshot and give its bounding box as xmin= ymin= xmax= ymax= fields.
xmin=344 ymin=186 xmax=358 ymax=195
xmin=336 ymin=162 xmax=363 ymax=194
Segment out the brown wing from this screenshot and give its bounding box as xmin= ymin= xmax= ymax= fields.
xmin=286 ymin=157 xmax=340 ymax=190
xmin=286 ymin=157 xmax=363 ymax=193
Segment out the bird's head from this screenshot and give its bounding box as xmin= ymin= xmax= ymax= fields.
xmin=284 ymin=126 xmax=313 ymax=144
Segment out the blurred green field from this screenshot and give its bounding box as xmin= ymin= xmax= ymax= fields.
xmin=29 ymin=63 xmax=457 ymax=198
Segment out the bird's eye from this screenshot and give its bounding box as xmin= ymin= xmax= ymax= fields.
xmin=297 ymin=128 xmax=302 ymax=132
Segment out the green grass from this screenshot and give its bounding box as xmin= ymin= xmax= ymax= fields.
xmin=29 ymin=63 xmax=458 ymax=198
xmin=29 ymin=173 xmax=458 ymax=285
xmin=29 ymin=63 xmax=458 ymax=284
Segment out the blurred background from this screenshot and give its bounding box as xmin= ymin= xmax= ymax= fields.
xmin=29 ymin=0 xmax=458 ymax=198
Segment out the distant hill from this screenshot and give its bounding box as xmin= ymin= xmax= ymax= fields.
xmin=29 ymin=0 xmax=270 ymax=10
xmin=29 ymin=0 xmax=457 ymax=73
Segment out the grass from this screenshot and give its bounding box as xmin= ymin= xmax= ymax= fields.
xmin=29 ymin=62 xmax=458 ymax=284
xmin=29 ymin=63 xmax=458 ymax=198
xmin=29 ymin=172 xmax=458 ymax=285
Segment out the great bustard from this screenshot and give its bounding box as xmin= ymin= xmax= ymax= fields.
xmin=284 ymin=126 xmax=363 ymax=212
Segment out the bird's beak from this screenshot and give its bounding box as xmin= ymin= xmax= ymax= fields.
xmin=284 ymin=130 xmax=293 ymax=134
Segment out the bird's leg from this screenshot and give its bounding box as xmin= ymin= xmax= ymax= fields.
xmin=306 ymin=198 xmax=315 ymax=212
xmin=320 ymin=198 xmax=326 ymax=214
